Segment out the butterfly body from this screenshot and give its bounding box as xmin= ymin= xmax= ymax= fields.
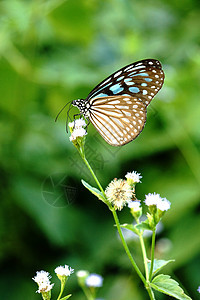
xmin=71 ymin=59 xmax=164 ymax=146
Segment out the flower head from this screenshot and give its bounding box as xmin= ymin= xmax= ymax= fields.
xmin=32 ymin=270 xmax=54 ymax=294
xmin=156 ymin=197 xmax=171 ymax=211
xmin=128 ymin=200 xmax=141 ymax=211
xmin=105 ymin=178 xmax=133 ymax=210
xmin=69 ymin=127 xmax=87 ymax=141
xmin=144 ymin=193 xmax=171 ymax=212
xmin=144 ymin=193 xmax=162 ymax=206
xmin=197 ymin=286 xmax=200 ymax=293
xmin=85 ymin=273 xmax=103 ymax=288
xmin=125 ymin=171 xmax=142 ymax=184
xmin=55 ymin=265 xmax=74 ymax=277
xmin=69 ymin=118 xmax=86 ymax=129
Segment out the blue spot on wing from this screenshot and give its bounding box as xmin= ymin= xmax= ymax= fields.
xmin=109 ymin=83 xmax=124 ymax=94
xmin=124 ymin=78 xmax=132 ymax=83
xmin=93 ymin=93 xmax=108 ymax=99
xmin=129 ymin=87 xmax=140 ymax=93
xmin=116 ymin=76 xmax=124 ymax=81
xmin=145 ymin=78 xmax=152 ymax=82
xmin=130 ymin=72 xmax=149 ymax=77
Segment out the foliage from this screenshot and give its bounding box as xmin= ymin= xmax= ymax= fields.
xmin=0 ymin=0 xmax=200 ymax=299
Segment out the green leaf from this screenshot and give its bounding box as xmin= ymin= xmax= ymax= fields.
xmin=148 ymin=259 xmax=175 ymax=277
xmin=60 ymin=294 xmax=72 ymax=300
xmin=81 ymin=180 xmax=105 ymax=202
xmin=135 ymin=220 xmax=151 ymax=232
xmin=151 ymin=274 xmax=192 ymax=300
xmin=120 ymin=223 xmax=139 ymax=234
xmin=120 ymin=221 xmax=151 ymax=235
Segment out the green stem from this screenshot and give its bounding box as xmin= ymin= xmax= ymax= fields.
xmin=149 ymin=229 xmax=156 ymax=281
xmin=139 ymin=234 xmax=149 ymax=281
xmin=81 ymin=285 xmax=94 ymax=300
xmin=57 ymin=278 xmax=67 ymax=300
xmin=81 ymin=153 xmax=145 ymax=284
xmin=79 ymin=148 xmax=156 ymax=298
xmin=111 ymin=209 xmax=146 ymax=285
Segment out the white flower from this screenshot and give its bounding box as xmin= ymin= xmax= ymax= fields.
xmin=157 ymin=198 xmax=171 ymax=211
xmin=76 ymin=270 xmax=89 ymax=278
xmin=32 ymin=270 xmax=51 ymax=285
xmin=128 ymin=200 xmax=141 ymax=211
xmin=55 ymin=265 xmax=74 ymax=277
xmin=69 ymin=128 xmax=87 ymax=141
xmin=85 ymin=273 xmax=103 ymax=288
xmin=37 ymin=282 xmax=54 ymax=293
xmin=144 ymin=193 xmax=171 ymax=211
xmin=32 ymin=270 xmax=54 ymax=294
xmin=144 ymin=193 xmax=162 ymax=206
xmin=125 ymin=171 xmax=142 ymax=183
xmin=68 ymin=118 xmax=86 ymax=129
xmin=105 ymin=178 xmax=133 ymax=210
xmin=197 ymin=286 xmax=200 ymax=293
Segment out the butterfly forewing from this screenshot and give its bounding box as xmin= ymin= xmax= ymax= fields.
xmin=86 ymin=59 xmax=164 ymax=107
xmin=89 ymin=95 xmax=147 ymax=146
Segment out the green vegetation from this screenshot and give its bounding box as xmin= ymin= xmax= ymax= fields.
xmin=0 ymin=0 xmax=199 ymax=299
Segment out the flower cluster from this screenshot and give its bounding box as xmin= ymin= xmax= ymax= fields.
xmin=125 ymin=171 xmax=142 ymax=185
xmin=145 ymin=193 xmax=171 ymax=211
xmin=105 ymin=178 xmax=133 ymax=210
xmin=33 ymin=265 xmax=74 ymax=300
xmin=32 ymin=270 xmax=54 ymax=294
xmin=105 ymin=171 xmax=142 ymax=211
xmin=69 ymin=118 xmax=87 ymax=141
xmin=55 ymin=265 xmax=74 ymax=277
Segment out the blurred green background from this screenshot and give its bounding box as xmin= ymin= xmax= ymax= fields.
xmin=0 ymin=0 xmax=200 ymax=299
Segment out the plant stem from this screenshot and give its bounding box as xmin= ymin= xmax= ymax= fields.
xmin=139 ymin=234 xmax=149 ymax=281
xmin=80 ymin=150 xmax=156 ymax=299
xmin=149 ymin=228 xmax=156 ymax=281
xmin=111 ymin=209 xmax=146 ymax=285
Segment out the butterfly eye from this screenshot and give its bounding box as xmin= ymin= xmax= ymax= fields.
xmin=71 ymin=59 xmax=164 ymax=146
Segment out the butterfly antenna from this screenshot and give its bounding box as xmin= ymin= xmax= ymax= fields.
xmin=55 ymin=100 xmax=72 ymax=122
xmin=66 ymin=102 xmax=73 ymax=132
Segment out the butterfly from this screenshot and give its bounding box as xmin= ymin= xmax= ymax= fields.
xmin=71 ymin=59 xmax=164 ymax=146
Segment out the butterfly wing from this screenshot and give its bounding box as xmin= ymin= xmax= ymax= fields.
xmin=89 ymin=95 xmax=147 ymax=146
xmin=86 ymin=59 xmax=164 ymax=107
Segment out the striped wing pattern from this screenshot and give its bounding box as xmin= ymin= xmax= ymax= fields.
xmin=72 ymin=59 xmax=165 ymax=146
xmin=89 ymin=95 xmax=147 ymax=146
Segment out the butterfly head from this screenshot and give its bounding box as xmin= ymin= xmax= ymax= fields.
xmin=72 ymin=99 xmax=90 ymax=117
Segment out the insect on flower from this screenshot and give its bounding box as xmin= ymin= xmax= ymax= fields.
xmin=57 ymin=59 xmax=165 ymax=146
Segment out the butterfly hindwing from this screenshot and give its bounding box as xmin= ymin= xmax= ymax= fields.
xmin=89 ymin=95 xmax=147 ymax=146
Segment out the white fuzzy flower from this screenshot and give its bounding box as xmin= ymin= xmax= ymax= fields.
xmin=145 ymin=193 xmax=171 ymax=211
xmin=69 ymin=127 xmax=87 ymax=141
xmin=32 ymin=271 xmax=54 ymax=294
xmin=144 ymin=193 xmax=162 ymax=206
xmin=125 ymin=171 xmax=142 ymax=183
xmin=105 ymin=178 xmax=133 ymax=210
xmin=55 ymin=265 xmax=74 ymax=277
xmin=85 ymin=273 xmax=103 ymax=288
xmin=68 ymin=118 xmax=86 ymax=129
xmin=32 ymin=270 xmax=51 ymax=285
xmin=128 ymin=200 xmax=141 ymax=211
xmin=37 ymin=282 xmax=54 ymax=293
xmin=157 ymin=198 xmax=171 ymax=211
